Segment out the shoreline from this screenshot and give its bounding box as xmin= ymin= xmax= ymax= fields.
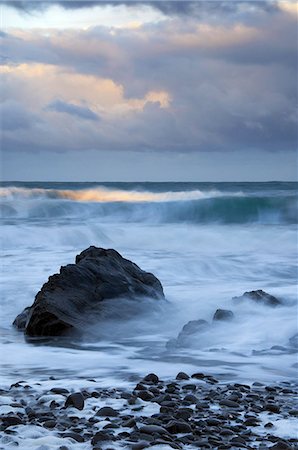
xmin=1 ymin=371 xmax=297 ymax=450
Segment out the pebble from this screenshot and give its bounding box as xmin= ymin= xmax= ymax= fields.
xmin=65 ymin=392 xmax=84 ymax=411
xmin=96 ymin=406 xmax=118 ymax=417
xmin=176 ymin=372 xmax=190 ymax=380
xmin=0 ymin=374 xmax=297 ymax=450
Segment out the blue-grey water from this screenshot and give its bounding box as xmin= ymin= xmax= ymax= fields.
xmin=0 ymin=182 xmax=297 ymax=388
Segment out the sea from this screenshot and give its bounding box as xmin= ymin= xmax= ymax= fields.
xmin=0 ymin=181 xmax=297 ymax=390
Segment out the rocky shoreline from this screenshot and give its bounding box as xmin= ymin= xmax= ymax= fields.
xmin=1 ymin=372 xmax=297 ymax=450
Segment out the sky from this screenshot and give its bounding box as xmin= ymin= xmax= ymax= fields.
xmin=0 ymin=0 xmax=297 ymax=181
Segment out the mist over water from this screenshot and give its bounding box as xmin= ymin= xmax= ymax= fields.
xmin=0 ymin=182 xmax=297 ymax=387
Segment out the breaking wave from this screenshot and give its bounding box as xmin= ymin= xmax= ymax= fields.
xmin=0 ymin=185 xmax=297 ymax=224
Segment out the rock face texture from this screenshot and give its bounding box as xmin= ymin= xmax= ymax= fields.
xmin=13 ymin=246 xmax=164 ymax=337
xmin=232 ymin=290 xmax=281 ymax=307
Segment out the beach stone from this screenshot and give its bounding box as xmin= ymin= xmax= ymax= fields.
xmin=1 ymin=415 xmax=24 ymax=427
xmin=176 ymin=372 xmax=190 ymax=380
xmin=131 ymin=442 xmax=150 ymax=450
xmin=139 ymin=425 xmax=168 ymax=435
xmin=65 ymin=392 xmax=84 ymax=411
xmin=91 ymin=431 xmax=113 ymax=444
xmin=96 ymin=406 xmax=118 ymax=417
xmin=175 ymin=408 xmax=193 ymax=420
xmin=43 ymin=420 xmax=56 ymax=428
xmin=206 ymin=418 xmax=222 ymax=426
xmin=264 ymin=403 xmax=280 ymax=413
xmin=143 ymin=373 xmax=159 ymax=384
xmin=183 ymin=394 xmax=197 ymax=404
xmin=137 ymin=390 xmax=155 ymax=401
xmin=166 ymin=420 xmax=192 ymax=434
xmin=191 ymin=372 xmax=205 ymax=379
xmin=152 ymin=440 xmax=182 ymax=449
xmin=62 ymin=432 xmax=84 ymax=442
xmin=219 ymin=399 xmax=240 ymax=408
xmin=182 ymin=384 xmax=196 ymax=391
xmin=13 ymin=246 xmax=164 ymax=336
xmin=232 ymin=290 xmax=281 ymax=307
xmin=270 ymin=442 xmax=292 ymax=450
xmin=122 ymin=418 xmax=136 ymax=427
xmin=50 ymin=388 xmax=69 ymax=395
xmin=213 ymin=309 xmax=234 ymax=321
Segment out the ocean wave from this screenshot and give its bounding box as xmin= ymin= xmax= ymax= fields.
xmin=0 ymin=186 xmax=297 ymax=224
xmin=0 ymin=186 xmax=235 ymax=202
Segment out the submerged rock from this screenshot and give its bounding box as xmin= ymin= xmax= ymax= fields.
xmin=167 ymin=319 xmax=209 ymax=349
xmin=233 ymin=289 xmax=281 ymax=307
xmin=213 ymin=309 xmax=234 ymax=321
xmin=13 ymin=246 xmax=164 ymax=337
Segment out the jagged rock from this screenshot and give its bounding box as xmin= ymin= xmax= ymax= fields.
xmin=213 ymin=309 xmax=234 ymax=321
xmin=232 ymin=290 xmax=281 ymax=307
xmin=13 ymin=246 xmax=164 ymax=337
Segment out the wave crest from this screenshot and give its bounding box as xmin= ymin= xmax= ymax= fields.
xmin=0 ymin=185 xmax=297 ymax=224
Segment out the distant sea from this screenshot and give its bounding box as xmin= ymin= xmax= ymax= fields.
xmin=0 ymin=181 xmax=297 ymax=387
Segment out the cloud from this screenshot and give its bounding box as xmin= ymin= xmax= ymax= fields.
xmin=1 ymin=1 xmax=297 ymax=156
xmin=1 ymin=0 xmax=281 ymax=16
xmin=0 ymin=99 xmax=40 ymax=130
xmin=46 ymin=99 xmax=100 ymax=121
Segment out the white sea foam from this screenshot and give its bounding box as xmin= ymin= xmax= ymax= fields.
xmin=0 ymin=182 xmax=297 ymax=391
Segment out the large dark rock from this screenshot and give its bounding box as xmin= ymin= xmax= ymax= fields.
xmin=13 ymin=246 xmax=164 ymax=337
xmin=233 ymin=290 xmax=281 ymax=307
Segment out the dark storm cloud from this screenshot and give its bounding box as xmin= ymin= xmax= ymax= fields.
xmin=46 ymin=100 xmax=100 ymax=121
xmin=1 ymin=0 xmax=280 ymax=16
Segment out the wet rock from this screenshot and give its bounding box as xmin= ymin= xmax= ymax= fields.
xmin=213 ymin=309 xmax=234 ymax=321
xmin=233 ymin=290 xmax=281 ymax=307
xmin=191 ymin=372 xmax=205 ymax=379
xmin=219 ymin=399 xmax=240 ymax=408
xmin=139 ymin=425 xmax=168 ymax=435
xmin=12 ymin=307 xmax=31 ymax=331
xmin=137 ymin=390 xmax=155 ymax=401
xmin=176 ymin=372 xmax=190 ymax=380
xmin=122 ymin=418 xmax=136 ymax=427
xmin=270 ymin=442 xmax=292 ymax=450
xmin=175 ymin=407 xmax=193 ymax=420
xmin=65 ymin=392 xmax=84 ymax=411
xmin=13 ymin=246 xmax=164 ymax=337
xmin=91 ymin=431 xmax=113 ymax=444
xmin=264 ymin=403 xmax=280 ymax=413
xmin=166 ymin=420 xmax=192 ymax=434
xmin=96 ymin=406 xmax=118 ymax=417
xmin=61 ymin=432 xmax=85 ymax=442
xmin=43 ymin=419 xmax=56 ymax=428
xmin=50 ymin=388 xmax=69 ymax=395
xmin=143 ymin=373 xmax=159 ymax=384
xmin=131 ymin=441 xmax=150 ymax=450
xmin=1 ymin=415 xmax=24 ymax=427
xmin=183 ymin=394 xmax=197 ymax=404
